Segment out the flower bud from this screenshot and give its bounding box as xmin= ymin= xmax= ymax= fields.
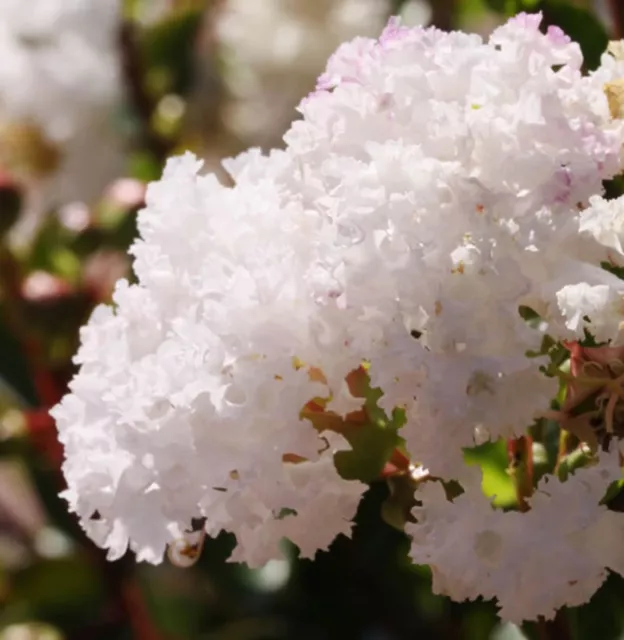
xmin=20 ymin=272 xmax=90 ymax=334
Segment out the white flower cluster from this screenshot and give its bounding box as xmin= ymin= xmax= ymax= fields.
xmin=53 ymin=12 xmax=624 ymax=621
xmin=53 ymin=150 xmax=368 ymax=567
xmin=410 ymin=447 xmax=624 ymax=622
xmin=0 ymin=0 xmax=123 ymax=241
xmin=215 ymin=0 xmax=392 ymax=148
xmin=0 ymin=0 xmax=120 ymax=141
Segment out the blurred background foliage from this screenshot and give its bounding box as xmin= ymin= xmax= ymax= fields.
xmin=1 ymin=0 xmax=624 ymax=638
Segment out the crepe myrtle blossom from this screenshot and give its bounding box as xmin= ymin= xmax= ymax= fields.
xmin=214 ymin=0 xmax=392 ymax=148
xmin=53 ymin=12 xmax=624 ymax=621
xmin=407 ymin=446 xmax=624 ymax=623
xmin=0 ymin=0 xmax=120 ymax=139
xmin=0 ymin=0 xmax=124 ymax=245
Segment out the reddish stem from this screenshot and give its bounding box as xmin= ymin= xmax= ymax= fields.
xmin=118 ymin=566 xmax=166 ymax=640
xmin=609 ymin=0 xmax=624 ymax=40
xmin=0 ymin=248 xmax=64 ymax=407
xmin=25 ymin=408 xmax=64 ymax=466
xmin=389 ymin=448 xmax=410 ymax=470
xmin=0 ymin=246 xmax=163 ymax=638
xmin=51 ymin=452 xmax=166 ymax=640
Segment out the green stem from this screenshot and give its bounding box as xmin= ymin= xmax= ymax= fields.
xmin=118 ymin=21 xmax=172 ymax=163
xmin=508 ymin=436 xmax=533 ymax=512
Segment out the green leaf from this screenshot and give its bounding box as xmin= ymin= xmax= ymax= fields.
xmin=329 ymin=369 xmax=405 ymax=483
xmin=141 ymin=8 xmax=204 ymax=98
xmin=458 ymin=0 xmax=491 ymax=23
xmin=10 ymin=558 xmax=104 ymax=624
xmin=464 ymin=440 xmax=517 ymax=508
xmin=483 ymin=0 xmax=521 ymax=15
xmin=137 ymin=565 xmax=207 ymax=639
xmin=334 ymin=419 xmax=402 ymax=483
xmin=128 ymin=150 xmax=162 ymax=182
xmin=380 ymin=475 xmax=418 ymax=531
xmin=567 ymin=574 xmax=624 ymax=640
xmin=557 ymin=446 xmax=593 ymax=481
xmin=601 ymin=261 xmax=624 ymax=281
xmin=603 ymin=175 xmax=624 ymax=201
xmin=533 ymin=418 xmax=560 ymax=479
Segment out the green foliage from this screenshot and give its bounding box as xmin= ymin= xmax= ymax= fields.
xmin=0 ymin=1 xmax=623 ymax=638
xmin=569 ymin=574 xmax=624 ymax=640
xmin=381 ymin=474 xmax=419 ymax=531
xmin=334 ymin=379 xmax=405 ymax=483
xmin=140 ymin=7 xmax=205 ymax=98
xmin=333 ymin=422 xmax=401 ymax=482
xmin=465 ymin=440 xmax=517 ymax=508
xmin=6 ymin=559 xmax=104 ymax=627
xmin=483 ymin=0 xmax=536 ymax=15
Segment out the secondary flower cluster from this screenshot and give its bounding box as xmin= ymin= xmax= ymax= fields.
xmin=215 ymin=0 xmax=391 ymax=148
xmin=0 ymin=0 xmax=123 ymax=244
xmin=52 ymin=13 xmax=624 ymax=622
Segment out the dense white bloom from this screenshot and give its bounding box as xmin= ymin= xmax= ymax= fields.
xmin=283 ymin=12 xmax=624 ymax=475
xmin=54 ymin=11 xmax=624 ymax=621
xmin=407 ymin=447 xmax=624 ymax=623
xmin=553 ymin=192 xmax=624 ymax=344
xmin=222 ymin=436 xmax=365 ymax=568
xmin=556 ymin=281 xmax=624 ymax=342
xmin=215 ymin=0 xmax=392 ymax=148
xmin=579 ymin=195 xmax=624 ymax=256
xmin=52 ymin=149 xmax=367 ymax=564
